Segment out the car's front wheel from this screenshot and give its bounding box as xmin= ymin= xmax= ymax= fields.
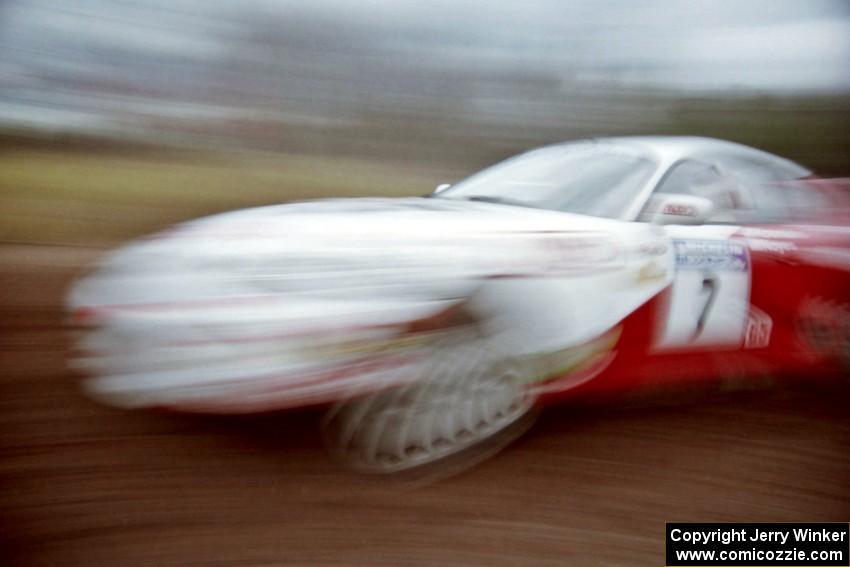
xmin=322 ymin=326 xmax=540 ymax=474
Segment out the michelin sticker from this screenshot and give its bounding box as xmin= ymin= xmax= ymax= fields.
xmin=673 ymin=240 xmax=748 ymax=271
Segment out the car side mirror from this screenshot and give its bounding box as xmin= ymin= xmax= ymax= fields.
xmin=643 ymin=193 xmax=714 ymax=225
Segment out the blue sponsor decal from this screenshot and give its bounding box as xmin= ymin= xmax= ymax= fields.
xmin=673 ymin=240 xmax=749 ymax=272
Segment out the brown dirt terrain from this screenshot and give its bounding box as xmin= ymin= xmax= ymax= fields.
xmin=1 ymin=244 xmax=849 ymax=566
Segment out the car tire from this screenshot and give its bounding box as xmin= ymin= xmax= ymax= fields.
xmin=321 ymin=325 xmax=540 ymax=474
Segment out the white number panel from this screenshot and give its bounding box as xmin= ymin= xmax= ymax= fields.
xmin=655 ymin=238 xmax=751 ymax=350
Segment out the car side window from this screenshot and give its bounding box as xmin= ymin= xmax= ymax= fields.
xmin=703 ymin=154 xmax=813 ymax=223
xmin=719 ymin=155 xmax=796 ymax=185
xmin=651 ymin=160 xmax=750 ymax=223
xmin=716 ymin=156 xmax=809 ymax=223
xmin=656 ymin=161 xmax=720 ymax=194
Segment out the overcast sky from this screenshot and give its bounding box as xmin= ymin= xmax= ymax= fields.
xmin=1 ymin=0 xmax=848 ymax=131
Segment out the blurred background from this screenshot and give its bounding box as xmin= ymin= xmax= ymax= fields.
xmin=1 ymin=0 xmax=849 ymax=244
xmin=1 ymin=1 xmax=849 ymax=565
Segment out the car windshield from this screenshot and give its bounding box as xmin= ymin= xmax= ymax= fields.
xmin=437 ymin=142 xmax=657 ymax=219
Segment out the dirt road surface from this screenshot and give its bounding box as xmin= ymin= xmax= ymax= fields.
xmin=2 ymin=244 xmax=849 ymax=566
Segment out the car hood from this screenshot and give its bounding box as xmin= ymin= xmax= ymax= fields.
xmin=177 ymin=196 xmax=625 ymax=238
xmin=69 ymin=197 xmax=645 ymax=316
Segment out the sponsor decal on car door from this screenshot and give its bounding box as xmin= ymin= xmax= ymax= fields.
xmin=655 ymin=227 xmax=751 ymax=350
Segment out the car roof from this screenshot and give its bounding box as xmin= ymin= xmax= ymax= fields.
xmin=587 ymin=135 xmax=812 ymax=177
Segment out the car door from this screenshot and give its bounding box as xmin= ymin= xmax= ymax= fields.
xmin=645 ymin=160 xmax=758 ymax=352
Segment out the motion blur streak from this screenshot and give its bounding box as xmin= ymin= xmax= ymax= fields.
xmin=1 ymin=1 xmax=849 ymax=565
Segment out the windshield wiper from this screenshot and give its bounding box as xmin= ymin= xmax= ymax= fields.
xmin=461 ymin=195 xmax=530 ymax=207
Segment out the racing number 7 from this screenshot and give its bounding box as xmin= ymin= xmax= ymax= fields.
xmin=655 ymin=238 xmax=750 ymax=350
xmin=691 ymin=271 xmax=719 ymax=340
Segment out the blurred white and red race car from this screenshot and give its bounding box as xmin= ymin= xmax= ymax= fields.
xmin=68 ymin=137 xmax=850 ymax=471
